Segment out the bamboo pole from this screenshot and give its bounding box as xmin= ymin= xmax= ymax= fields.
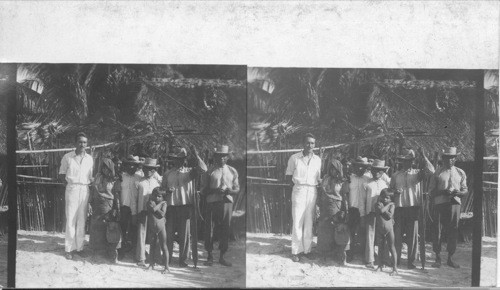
xmin=247 ymin=176 xmax=279 ymax=182
xmin=16 ymin=142 xmax=116 ymax=154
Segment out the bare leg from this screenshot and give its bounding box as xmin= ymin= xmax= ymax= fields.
xmin=387 ymin=229 xmax=398 ymax=276
xmin=160 ymin=227 xmax=170 ymax=273
xmin=148 ymin=234 xmax=158 ymax=270
xmin=375 ymin=234 xmax=385 ymax=272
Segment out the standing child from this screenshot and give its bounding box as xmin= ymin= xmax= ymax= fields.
xmin=146 ymin=187 xmax=170 ymax=274
xmin=317 ymin=159 xmax=350 ymax=265
xmin=374 ymin=188 xmax=398 ymax=276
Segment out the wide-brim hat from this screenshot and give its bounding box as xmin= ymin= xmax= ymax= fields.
xmin=352 ymin=156 xmax=371 ymax=166
xmin=371 ymin=159 xmax=389 ymax=170
xmin=123 ymin=155 xmax=142 ymax=164
xmin=142 ymin=157 xmax=160 ymax=168
xmin=442 ymin=146 xmax=459 ymax=157
xmin=396 ymin=148 xmax=416 ymax=160
xmin=168 ymin=147 xmax=188 ymax=159
xmin=214 ymin=145 xmax=231 ymax=155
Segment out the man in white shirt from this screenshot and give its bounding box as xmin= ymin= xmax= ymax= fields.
xmin=364 ymin=159 xmax=390 ymax=268
xmin=58 ymin=132 xmax=94 ymax=260
xmin=116 ymin=155 xmax=143 ymax=259
xmin=162 ymin=146 xmax=207 ymax=268
xmin=135 ymin=158 xmax=161 ymax=266
xmin=345 ymin=156 xmax=371 ymax=261
xmin=390 ymin=148 xmax=434 ymax=269
xmin=285 ymin=133 xmax=322 ymax=262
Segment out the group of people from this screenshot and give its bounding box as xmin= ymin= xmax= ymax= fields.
xmin=58 ymin=132 xmax=240 ymax=274
xmin=286 ymin=133 xmax=468 ymax=276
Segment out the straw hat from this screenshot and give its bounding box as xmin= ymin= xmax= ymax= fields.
xmin=371 ymin=159 xmax=389 ymax=170
xmin=396 ymin=148 xmax=416 ymax=160
xmin=352 ymin=156 xmax=371 ymax=166
xmin=442 ymin=146 xmax=459 ymax=157
xmin=122 ymin=155 xmax=142 ymax=164
xmin=214 ymin=145 xmax=231 ymax=155
xmin=142 ymin=158 xmax=160 ymax=168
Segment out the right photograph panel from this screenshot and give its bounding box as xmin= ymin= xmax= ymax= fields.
xmin=246 ymin=68 xmax=496 ymax=287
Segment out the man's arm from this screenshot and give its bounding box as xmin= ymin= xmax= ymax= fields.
xmin=189 ymin=146 xmax=208 ymax=179
xmin=58 ymin=154 xmax=68 ymax=184
xmin=417 ymin=148 xmax=435 ymax=181
xmin=452 ymin=169 xmax=468 ymax=198
xmin=285 ymin=154 xmax=296 ymax=186
xmin=227 ymin=168 xmax=240 ymax=195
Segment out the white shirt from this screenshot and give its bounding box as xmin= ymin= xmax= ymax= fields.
xmin=137 ymin=177 xmax=161 ymax=212
xmin=120 ymin=171 xmax=143 ymax=215
xmin=348 ymin=173 xmax=371 ymax=215
xmin=285 ymin=152 xmax=321 ymax=186
xmin=365 ymin=178 xmax=389 ymax=215
xmin=59 ymin=150 xmax=93 ymax=185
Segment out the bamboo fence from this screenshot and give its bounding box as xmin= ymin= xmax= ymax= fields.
xmin=247 ymin=140 xmax=491 ymax=239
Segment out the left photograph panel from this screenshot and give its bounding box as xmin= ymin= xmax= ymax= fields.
xmin=15 ymin=64 xmax=247 ymax=288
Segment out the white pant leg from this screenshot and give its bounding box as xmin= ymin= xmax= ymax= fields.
xmin=303 ymin=187 xmax=318 ymax=254
xmin=65 ymin=184 xmax=78 ymax=252
xmin=291 ymin=186 xmax=307 ymax=255
xmin=75 ymin=185 xmax=89 ymax=251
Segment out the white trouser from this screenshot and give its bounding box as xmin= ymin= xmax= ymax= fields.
xmin=65 ymin=184 xmax=90 ymax=253
xmin=291 ymin=185 xmax=317 ymax=255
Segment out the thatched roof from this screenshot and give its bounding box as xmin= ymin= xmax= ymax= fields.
xmin=369 ymin=81 xmax=476 ymax=161
xmin=16 ymin=76 xmax=247 ymax=159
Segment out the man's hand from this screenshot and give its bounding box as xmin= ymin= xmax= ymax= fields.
xmin=395 ymin=188 xmax=403 ymax=195
xmin=442 ymin=189 xmax=452 ymax=196
xmin=375 ymin=202 xmax=383 ymax=210
xmin=88 ymin=205 xmax=93 ymax=216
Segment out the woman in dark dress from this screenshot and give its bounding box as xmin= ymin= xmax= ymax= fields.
xmin=317 ymin=158 xmax=350 ymax=265
xmin=89 ymin=158 xmax=121 ymax=263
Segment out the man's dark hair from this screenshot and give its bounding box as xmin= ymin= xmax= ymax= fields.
xmin=75 ymin=132 xmax=87 ymax=142
xmin=303 ymin=133 xmax=315 ymax=142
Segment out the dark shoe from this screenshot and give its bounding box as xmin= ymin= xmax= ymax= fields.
xmin=65 ymin=252 xmax=73 ymax=260
xmin=447 ymin=258 xmax=460 ymax=269
xmin=407 ymin=263 xmax=416 ymax=269
xmin=291 ymin=255 xmax=300 ymax=262
xmin=304 ymin=252 xmax=317 ymax=260
xmin=431 ymin=256 xmax=442 ymax=268
xmin=204 ymin=253 xmax=214 ymax=266
xmin=75 ymin=251 xmax=88 ymax=258
xmin=179 ymin=261 xmax=189 ymax=268
xmin=219 ymin=258 xmax=232 ymax=267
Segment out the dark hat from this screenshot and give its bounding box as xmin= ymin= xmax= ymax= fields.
xmin=123 ymin=155 xmax=142 ymax=164
xmin=371 ymin=159 xmax=389 ymax=170
xmin=142 ymin=158 xmax=160 ymax=168
xmin=352 ymin=156 xmax=371 ymax=166
xmin=168 ymin=147 xmax=188 ymax=159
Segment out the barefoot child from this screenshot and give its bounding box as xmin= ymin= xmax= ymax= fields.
xmin=374 ymin=188 xmax=398 ymax=276
xmin=317 ymin=159 xmax=349 ymax=265
xmin=146 ymin=187 xmax=170 ymax=274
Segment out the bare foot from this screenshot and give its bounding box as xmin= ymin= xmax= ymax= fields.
xmin=375 ymin=266 xmax=383 ymax=272
xmin=147 ymin=264 xmax=156 ymax=271
xmin=389 ymin=269 xmax=399 ymax=276
xmin=161 ymin=268 xmax=171 ymax=274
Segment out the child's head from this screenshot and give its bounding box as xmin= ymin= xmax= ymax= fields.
xmin=380 ymin=188 xmax=394 ymax=204
xmin=152 ymin=187 xmax=165 ymax=202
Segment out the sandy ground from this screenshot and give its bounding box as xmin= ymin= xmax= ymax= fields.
xmin=246 ymin=233 xmax=497 ymax=288
xmin=16 ymin=230 xmax=245 ymax=288
xmin=0 ymin=235 xmax=6 ymax=288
